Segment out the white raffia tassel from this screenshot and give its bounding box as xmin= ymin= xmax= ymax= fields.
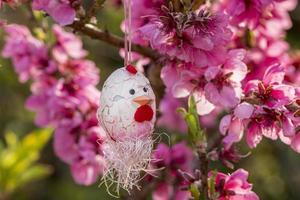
xmin=101 ymin=136 xmax=154 ymax=196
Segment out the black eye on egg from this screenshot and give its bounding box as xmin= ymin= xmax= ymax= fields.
xmin=129 ymin=89 xmax=135 ymax=95
xmin=143 ymin=87 xmax=148 ymax=93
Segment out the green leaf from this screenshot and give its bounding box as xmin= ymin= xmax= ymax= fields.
xmin=19 ymin=164 xmax=52 ymax=186
xmin=1 ymin=151 xmax=18 ymax=169
xmin=0 ymin=129 xmax=52 ymax=195
xmin=190 ymin=183 xmax=200 ymax=200
xmin=177 ymin=107 xmax=188 ymax=117
xmin=22 ymin=128 xmax=52 ymax=151
xmin=33 ymin=28 xmax=46 ymax=41
xmin=4 ymin=131 xmax=18 ymax=148
xmin=187 ymin=95 xmax=204 ymax=142
xmin=208 ymin=170 xmax=218 ymax=199
xmin=33 ymin=10 xmax=45 ymax=21
xmin=188 ymin=95 xmax=198 ymax=116
xmin=178 ymin=96 xmax=206 ymax=145
xmin=186 ymin=113 xmax=200 ymax=139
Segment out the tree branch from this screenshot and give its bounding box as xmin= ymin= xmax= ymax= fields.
xmin=197 ymin=146 xmax=209 ymax=199
xmin=69 ymin=19 xmax=159 ymax=60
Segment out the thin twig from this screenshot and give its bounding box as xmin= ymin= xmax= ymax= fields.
xmin=197 ymin=147 xmax=209 ymax=199
xmin=69 ymin=19 xmax=159 ymax=60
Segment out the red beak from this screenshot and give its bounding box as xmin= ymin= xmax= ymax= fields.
xmin=133 ymin=95 xmax=152 ymax=106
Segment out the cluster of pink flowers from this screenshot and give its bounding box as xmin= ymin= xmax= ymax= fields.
xmin=160 ymin=49 xmax=247 ymax=116
xmin=220 ymin=64 xmax=300 ymax=152
xmin=219 ymin=0 xmax=286 ymax=29
xmin=209 ymin=169 xmax=259 ymax=200
xmin=131 ymin=1 xmax=232 ymax=66
xmin=0 ymin=0 xmax=78 ymax=25
xmin=2 ymin=0 xmax=300 ymax=198
xmin=2 ymin=24 xmax=105 ymax=185
xmin=219 ymin=0 xmax=297 ymax=81
xmin=120 ymin=1 xmax=299 ymax=198
xmin=126 ymin=0 xmax=300 ymax=152
xmin=126 ymin=0 xmax=249 ymax=126
xmin=32 ymin=0 xmax=79 ymax=25
xmin=150 ymin=142 xmax=193 ymax=200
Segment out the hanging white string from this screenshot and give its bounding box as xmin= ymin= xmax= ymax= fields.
xmin=123 ymin=0 xmax=132 ymax=66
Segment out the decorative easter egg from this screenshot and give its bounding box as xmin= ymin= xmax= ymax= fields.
xmin=98 ymin=65 xmax=156 ymax=141
xmin=97 ymin=66 xmax=157 ymax=192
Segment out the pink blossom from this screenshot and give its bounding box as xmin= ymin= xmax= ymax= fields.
xmin=3 ymin=24 xmax=105 ymax=185
xmin=244 ymin=106 xmax=299 ymax=148
xmin=291 ymin=134 xmax=300 ymax=153
xmin=286 ymin=52 xmax=300 ymax=85
xmin=219 ymin=64 xmax=300 ymax=150
xmin=219 ymin=115 xmax=244 ymax=149
xmin=163 ymin=49 xmax=247 ymax=115
xmin=244 ymin=63 xmax=295 ymax=108
xmin=32 ymin=0 xmax=77 ymax=25
xmin=204 ymin=49 xmax=247 ymax=108
xmin=157 ymin=92 xmax=187 ymax=133
xmin=245 ymin=122 xmax=263 ymax=148
xmin=153 ymin=182 xmax=190 ymax=200
xmin=168 ymin=62 xmax=215 ymax=115
xmin=220 ymin=0 xmax=285 ymax=29
xmin=218 ymin=0 xmax=296 ymax=82
xmin=53 ymin=126 xmax=79 ymax=164
xmin=2 ymin=24 xmax=49 ymax=82
xmin=52 ymin=25 xmax=87 ymax=63
xmin=234 ymin=102 xmax=255 ymax=120
xmin=138 ymin=7 xmax=232 ymax=66
xmin=71 ymin=153 xmax=105 ymax=185
xmin=70 ymin=127 xmax=105 ymax=185
xmin=125 ymin=0 xmax=166 ymax=45
xmin=210 ymin=169 xmax=259 ymax=200
xmin=218 ymin=146 xmax=249 ymax=169
xmin=242 ymin=38 xmax=290 ymax=82
xmin=153 ymin=142 xmax=193 ymax=172
xmin=151 ymin=142 xmax=193 ymax=200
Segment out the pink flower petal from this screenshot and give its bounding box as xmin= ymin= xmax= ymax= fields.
xmin=234 ymin=103 xmax=254 ymax=120
xmin=291 ymin=134 xmax=300 ymax=153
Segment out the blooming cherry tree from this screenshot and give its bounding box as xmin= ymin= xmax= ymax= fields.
xmin=1 ymin=0 xmax=300 ymax=199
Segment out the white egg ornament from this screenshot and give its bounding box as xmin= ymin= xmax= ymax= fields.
xmin=97 ymin=65 xmax=156 ymax=194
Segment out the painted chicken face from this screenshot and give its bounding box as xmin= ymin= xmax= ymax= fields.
xmin=98 ymin=66 xmax=156 ymax=140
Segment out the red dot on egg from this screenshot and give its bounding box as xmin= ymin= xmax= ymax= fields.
xmin=126 ymin=64 xmax=137 ymax=74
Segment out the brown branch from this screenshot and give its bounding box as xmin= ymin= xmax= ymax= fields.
xmin=147 ymin=63 xmax=166 ymax=105
xmin=69 ymin=19 xmax=159 ymax=60
xmin=197 ymin=146 xmax=209 ymax=200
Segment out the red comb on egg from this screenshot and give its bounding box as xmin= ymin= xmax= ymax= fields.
xmin=126 ymin=64 xmax=137 ymax=74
